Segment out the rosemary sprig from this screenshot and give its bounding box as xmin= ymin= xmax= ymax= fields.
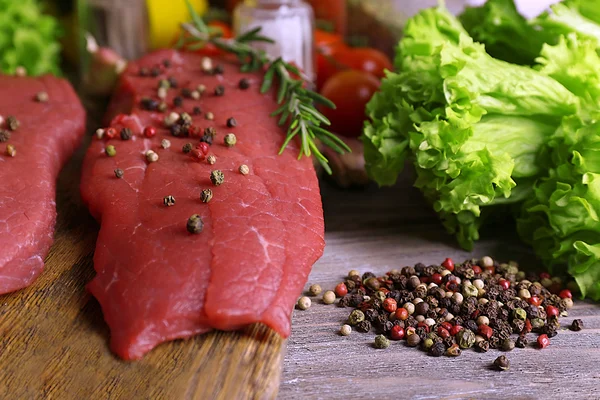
xmin=180 ymin=2 xmax=350 ymax=174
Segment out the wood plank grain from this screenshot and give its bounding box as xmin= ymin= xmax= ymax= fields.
xmin=280 ymin=182 xmax=600 ymax=400
xmin=0 ymin=111 xmax=284 ymax=399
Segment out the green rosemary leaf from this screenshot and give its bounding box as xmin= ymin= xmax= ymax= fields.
xmin=302 ymin=90 xmax=336 ymax=109
xmin=298 ymin=104 xmax=330 ymax=125
xmin=278 ymin=109 xmax=290 ymax=125
xmin=284 ymin=63 xmax=301 ymax=75
xmin=261 ymin=64 xmax=276 ymax=93
xmin=277 ymin=80 xmax=288 ymax=104
xmin=317 ymin=134 xmax=346 ymax=154
xmin=278 ymin=128 xmax=299 ymax=154
xmin=185 ymin=0 xmax=209 ymax=34
xmin=312 ymin=126 xmax=351 ymax=153
xmin=236 ymin=27 xmax=262 ymax=43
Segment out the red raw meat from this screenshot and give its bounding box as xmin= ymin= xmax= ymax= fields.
xmin=0 ymin=75 xmax=85 ymax=294
xmin=80 ymin=50 xmax=325 ymax=360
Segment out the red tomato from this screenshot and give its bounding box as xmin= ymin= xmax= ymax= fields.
xmin=319 ymin=70 xmax=380 ymax=138
xmin=316 ymin=45 xmax=392 ymax=91
xmin=315 ymin=30 xmax=348 ymax=90
xmin=336 ymin=48 xmax=393 ymax=80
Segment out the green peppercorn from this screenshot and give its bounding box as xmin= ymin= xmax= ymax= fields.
xmin=186 ymin=214 xmax=204 ymax=234
xmin=365 ymin=277 xmax=381 ymax=291
xmin=456 ymin=329 xmax=476 ymax=349
xmin=224 ymin=133 xmax=237 ymax=147
xmin=105 ymin=145 xmax=116 ymax=157
xmin=462 ymin=284 xmax=478 ymax=298
xmin=374 ymin=334 xmax=390 ymax=349
xmin=422 ymin=338 xmax=434 ymax=351
xmin=513 ymin=308 xmax=527 ymax=321
xmin=183 ymin=143 xmax=193 ymax=153
xmin=446 ymin=344 xmax=461 ymax=357
xmin=348 ymin=310 xmax=365 ymax=326
xmin=0 ymin=129 xmax=10 ymax=142
xmin=406 ymin=333 xmax=421 ymax=347
xmin=200 ymin=189 xmax=213 ymax=203
xmin=210 ymin=170 xmax=225 ymax=186
xmin=531 ymin=318 xmax=545 ymax=330
xmin=502 ymin=338 xmax=515 ymax=352
xmin=373 ymin=291 xmax=386 ymax=303
xmin=308 ymin=284 xmax=322 ymax=296
xmin=494 ymin=355 xmax=510 ymax=371
xmin=6 ymin=116 xmax=19 ymax=131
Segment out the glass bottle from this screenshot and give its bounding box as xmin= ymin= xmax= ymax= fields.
xmin=233 ymin=0 xmax=315 ymax=82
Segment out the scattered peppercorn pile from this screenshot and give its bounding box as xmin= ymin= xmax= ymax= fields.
xmin=298 ymin=257 xmax=585 ymax=370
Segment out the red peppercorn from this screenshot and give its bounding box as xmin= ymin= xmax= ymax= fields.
xmin=450 ymin=325 xmax=463 ymax=336
xmin=472 ymin=265 xmax=482 ymax=275
xmin=189 ymin=125 xmax=202 ymax=137
xmin=546 ymin=305 xmax=559 ymax=317
xmin=537 ymin=334 xmax=550 ymax=349
xmin=483 ymin=265 xmax=495 ymax=275
xmin=191 ymin=149 xmax=206 ymax=161
xmin=143 ymin=126 xmax=156 ymax=138
xmin=417 ymin=321 xmax=430 ymax=333
xmin=431 ymin=273 xmax=442 ymax=285
xmin=540 ymin=272 xmax=551 ymax=280
xmin=420 ymin=276 xmax=430 ymax=284
xmin=499 ymin=279 xmax=510 ymax=290
xmin=524 ymin=319 xmax=532 ymax=333
xmin=528 ymin=296 xmax=542 ymax=307
xmin=196 ymin=142 xmax=210 ymax=155
xmin=105 ymin=127 xmax=117 ymax=139
xmin=334 ymin=283 xmax=348 ymax=297
xmin=395 ymin=307 xmax=409 ymax=321
xmin=442 ymin=258 xmax=454 ymax=272
xmin=437 ymin=327 xmax=450 ymax=339
xmin=383 ymin=298 xmax=397 ymax=313
xmin=478 ymin=324 xmax=493 ymax=339
xmin=559 ymin=289 xmax=573 ymax=299
xmin=441 ymin=322 xmax=452 ymax=332
xmin=390 ymin=325 xmax=405 ymax=340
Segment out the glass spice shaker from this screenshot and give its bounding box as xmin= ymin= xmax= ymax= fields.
xmin=233 ymin=0 xmax=315 ymax=82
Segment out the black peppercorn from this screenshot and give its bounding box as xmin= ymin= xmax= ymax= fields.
xmin=173 ymin=96 xmax=183 ymax=107
xmin=170 ymin=124 xmax=182 ymax=137
xmin=167 ymin=76 xmax=178 ymax=88
xmin=193 ymin=106 xmax=202 ymax=115
xmin=475 ymin=340 xmax=489 ymax=352
xmin=415 ymin=302 xmax=429 ymax=316
xmin=120 ymin=128 xmax=132 ymax=140
xmin=213 ymin=64 xmax=224 ymax=74
xmin=0 ymin=129 xmax=10 ymax=142
xmin=494 ymin=355 xmax=510 ymax=371
xmin=140 ymin=97 xmax=159 ymax=111
xmin=150 ymin=67 xmax=160 ymax=77
xmin=214 ymin=85 xmax=225 ymax=96
xmin=356 ymin=320 xmax=371 ymax=333
xmin=139 ymin=67 xmax=149 ymax=76
xmin=239 ymin=78 xmax=250 ymax=90
xmin=364 ymin=309 xmax=379 ymax=322
xmin=186 ymin=214 xmax=204 ymax=234
xmin=515 ymin=335 xmax=528 ymax=348
xmin=227 ymin=117 xmax=237 ymax=128
xmin=571 ymin=319 xmax=584 ymax=331
xmin=182 ymin=88 xmax=192 ymax=98
xmin=429 ymin=341 xmax=445 ymax=357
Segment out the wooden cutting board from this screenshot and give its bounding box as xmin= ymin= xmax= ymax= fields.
xmin=0 ymin=105 xmax=284 ymax=399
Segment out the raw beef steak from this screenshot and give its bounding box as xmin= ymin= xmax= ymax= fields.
xmin=0 ymin=75 xmax=86 ymax=294
xmin=80 ymin=50 xmax=325 ymax=360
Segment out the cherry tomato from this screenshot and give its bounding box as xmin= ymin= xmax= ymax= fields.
xmin=336 ymin=48 xmax=393 ymax=80
xmin=319 ymin=70 xmax=380 ymax=138
xmin=315 ymin=30 xmax=348 ymax=90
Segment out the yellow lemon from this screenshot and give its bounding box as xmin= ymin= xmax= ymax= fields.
xmin=146 ymin=0 xmax=208 ymax=49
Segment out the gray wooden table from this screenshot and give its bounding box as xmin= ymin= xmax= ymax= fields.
xmin=280 ymin=179 xmax=600 ymax=400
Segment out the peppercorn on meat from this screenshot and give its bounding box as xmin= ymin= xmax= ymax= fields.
xmin=80 ymin=50 xmax=325 ymax=360
xmin=0 ymin=75 xmax=85 ymax=294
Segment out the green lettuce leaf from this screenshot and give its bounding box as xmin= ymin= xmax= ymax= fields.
xmin=532 ymin=0 xmax=600 ymax=45
xmin=459 ymin=0 xmax=547 ymax=65
xmin=536 ymin=33 xmax=600 ymax=114
xmin=0 ymin=0 xmax=61 ymax=76
xmin=363 ymin=4 xmax=579 ymax=250
xmin=518 ymin=117 xmax=600 ymax=300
